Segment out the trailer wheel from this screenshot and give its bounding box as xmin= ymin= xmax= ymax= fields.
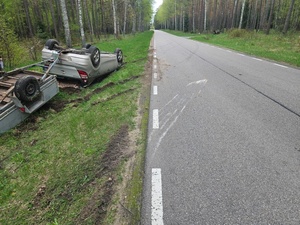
xmin=114 ymin=48 xmax=123 ymax=65
xmin=14 ymin=76 xmax=40 ymax=102
xmin=87 ymin=46 xmax=101 ymax=68
xmin=45 ymin=39 xmax=59 ymax=50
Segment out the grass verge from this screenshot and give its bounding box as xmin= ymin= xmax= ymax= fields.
xmin=164 ymin=29 xmax=300 ymax=67
xmin=0 ymin=31 xmax=153 ymax=224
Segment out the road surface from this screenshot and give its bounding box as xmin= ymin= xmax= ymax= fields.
xmin=141 ymin=30 xmax=300 ymax=224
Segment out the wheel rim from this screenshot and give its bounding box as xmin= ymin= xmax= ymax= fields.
xmin=26 ymin=83 xmax=36 ymax=96
xmin=117 ymin=51 xmax=123 ymax=62
xmin=93 ymin=50 xmax=100 ymax=64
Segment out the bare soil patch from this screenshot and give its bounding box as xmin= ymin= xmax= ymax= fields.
xmin=75 ymin=124 xmax=131 ymax=223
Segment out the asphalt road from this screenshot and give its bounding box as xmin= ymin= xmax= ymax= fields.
xmin=141 ymin=30 xmax=300 ymax=224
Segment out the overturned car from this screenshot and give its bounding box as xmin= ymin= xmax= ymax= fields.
xmin=42 ymin=39 xmax=123 ymax=86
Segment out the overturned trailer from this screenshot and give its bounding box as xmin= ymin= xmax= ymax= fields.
xmin=0 ymin=57 xmax=59 ymax=134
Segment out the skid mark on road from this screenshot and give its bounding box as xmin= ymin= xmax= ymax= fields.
xmin=150 ymin=79 xmax=208 ymax=158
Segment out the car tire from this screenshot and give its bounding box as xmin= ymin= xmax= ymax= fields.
xmin=45 ymin=39 xmax=59 ymax=50
xmin=84 ymin=44 xmax=91 ymax=49
xmin=14 ymin=76 xmax=40 ymax=102
xmin=114 ymin=48 xmax=123 ymax=65
xmin=87 ymin=46 xmax=101 ymax=68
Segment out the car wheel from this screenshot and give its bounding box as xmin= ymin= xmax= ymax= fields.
xmin=114 ymin=48 xmax=123 ymax=65
xmin=45 ymin=39 xmax=59 ymax=50
xmin=14 ymin=76 xmax=40 ymax=102
xmin=87 ymin=46 xmax=101 ymax=68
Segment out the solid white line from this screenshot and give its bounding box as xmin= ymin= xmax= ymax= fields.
xmin=154 ymin=72 xmax=158 ymax=79
xmin=274 ymin=63 xmax=287 ymax=68
xmin=153 ymin=86 xmax=158 ymax=95
xmin=153 ymin=109 xmax=159 ymax=129
xmin=152 ymin=168 xmax=164 ymax=225
xmin=238 ymin=53 xmax=245 ymax=56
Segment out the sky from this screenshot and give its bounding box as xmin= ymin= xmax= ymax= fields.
xmin=153 ymin=0 xmax=163 ymax=12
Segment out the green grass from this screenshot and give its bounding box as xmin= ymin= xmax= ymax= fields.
xmin=0 ymin=31 xmax=153 ymax=224
xmin=164 ymin=29 xmax=300 ymax=67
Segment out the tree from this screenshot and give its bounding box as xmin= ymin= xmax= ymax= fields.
xmin=77 ymin=0 xmax=86 ymax=46
xmin=60 ymin=0 xmax=72 ymax=47
xmin=239 ymin=0 xmax=246 ymax=29
xmin=112 ymin=0 xmax=118 ymax=38
xmin=0 ymin=16 xmax=23 ymax=68
xmin=266 ymin=0 xmax=275 ymax=34
xmin=282 ymin=0 xmax=295 ymax=34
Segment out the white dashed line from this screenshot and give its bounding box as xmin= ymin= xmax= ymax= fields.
xmin=273 ymin=63 xmax=287 ymax=68
xmin=154 ymin=72 xmax=158 ymax=79
xmin=153 ymin=86 xmax=158 ymax=95
xmin=152 ymin=168 xmax=164 ymax=225
xmin=153 ymin=64 xmax=157 ymax=70
xmin=153 ymin=109 xmax=159 ymax=129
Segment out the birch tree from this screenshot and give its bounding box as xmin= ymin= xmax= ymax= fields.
xmin=239 ymin=0 xmax=246 ymax=29
xmin=112 ymin=0 xmax=118 ymax=38
xmin=204 ymin=0 xmax=207 ymax=32
xmin=60 ymin=0 xmax=72 ymax=47
xmin=123 ymin=0 xmax=128 ymax=35
xmin=77 ymin=0 xmax=85 ymax=47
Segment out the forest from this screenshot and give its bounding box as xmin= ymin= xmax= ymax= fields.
xmin=154 ymin=0 xmax=300 ymax=34
xmin=0 ymin=0 xmax=153 ymax=68
xmin=1 ymin=0 xmax=299 ymax=69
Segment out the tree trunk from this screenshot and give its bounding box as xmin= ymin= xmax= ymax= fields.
xmin=77 ymin=0 xmax=85 ymax=46
xmin=44 ymin=3 xmax=52 ymax=37
xmin=255 ymin=0 xmax=262 ymax=32
xmin=112 ymin=0 xmax=118 ymax=38
xmin=212 ymin=0 xmax=218 ymax=31
xmin=60 ymin=0 xmax=72 ymax=47
xmin=231 ymin=0 xmax=238 ymax=28
xmin=204 ymin=0 xmax=207 ymax=32
xmin=192 ymin=0 xmax=195 ymax=33
xmin=23 ymin=0 xmax=34 ymax=37
xmin=261 ymin=0 xmax=270 ymax=30
xmin=266 ymin=0 xmax=275 ymax=34
xmin=123 ymin=0 xmax=128 ymax=35
xmin=49 ymin=0 xmax=59 ymax=39
xmin=174 ymin=0 xmax=177 ymax=30
xmin=83 ymin=0 xmax=94 ymax=42
xmin=282 ymin=0 xmax=295 ymax=34
xmin=239 ymin=0 xmax=246 ymax=29
xmin=132 ymin=8 xmax=136 ymax=34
